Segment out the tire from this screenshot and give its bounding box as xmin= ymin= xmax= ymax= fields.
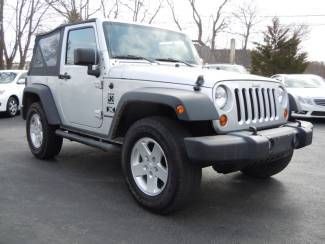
xmin=26 ymin=102 xmax=63 ymax=159
xmin=122 ymin=116 xmax=202 ymax=214
xmin=6 ymin=96 xmax=19 ymax=117
xmin=241 ymin=150 xmax=293 ymax=179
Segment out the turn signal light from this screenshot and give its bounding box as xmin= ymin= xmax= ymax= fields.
xmin=284 ymin=108 xmax=289 ymax=119
xmin=219 ymin=114 xmax=228 ymax=127
xmin=176 ymin=105 xmax=185 ymax=115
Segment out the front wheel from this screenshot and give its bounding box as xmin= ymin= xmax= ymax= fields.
xmin=241 ymin=150 xmax=293 ymax=179
xmin=122 ymin=117 xmax=202 ymax=214
xmin=26 ymin=102 xmax=63 ymax=159
xmin=6 ymin=97 xmax=19 ymax=117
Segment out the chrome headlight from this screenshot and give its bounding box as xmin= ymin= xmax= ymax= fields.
xmin=215 ymin=85 xmax=228 ymax=109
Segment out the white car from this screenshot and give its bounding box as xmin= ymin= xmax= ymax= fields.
xmin=0 ymin=70 xmax=27 ymax=116
xmin=272 ymin=74 xmax=325 ymax=118
xmin=204 ymin=64 xmax=249 ymax=74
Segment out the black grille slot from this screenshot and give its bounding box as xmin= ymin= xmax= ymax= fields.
xmin=272 ymin=89 xmax=278 ymax=118
xmin=267 ymin=88 xmax=274 ymax=117
xmin=249 ymin=88 xmax=255 ymax=120
xmin=256 ymin=88 xmax=261 ymax=119
xmin=242 ymin=89 xmax=249 ymax=121
xmin=235 ymin=89 xmax=241 ymax=122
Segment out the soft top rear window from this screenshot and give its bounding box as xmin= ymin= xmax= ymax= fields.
xmin=29 ymin=30 xmax=62 ymax=76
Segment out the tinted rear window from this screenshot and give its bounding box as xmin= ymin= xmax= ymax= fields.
xmin=29 ymin=30 xmax=61 ymax=76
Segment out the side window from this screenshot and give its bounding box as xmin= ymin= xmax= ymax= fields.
xmin=39 ymin=32 xmax=60 ymax=67
xmin=31 ymin=31 xmax=60 ymax=69
xmin=66 ymin=28 xmax=97 ymax=65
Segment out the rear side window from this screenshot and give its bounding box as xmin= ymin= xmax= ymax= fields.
xmin=29 ymin=30 xmax=61 ymax=76
xmin=39 ymin=32 xmax=60 ymax=67
xmin=66 ymin=28 xmax=97 ymax=65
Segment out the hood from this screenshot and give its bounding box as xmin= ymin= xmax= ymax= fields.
xmin=108 ymin=64 xmax=275 ymax=88
xmin=287 ymin=87 xmax=325 ymax=98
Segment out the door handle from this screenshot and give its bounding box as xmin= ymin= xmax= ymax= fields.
xmin=58 ymin=72 xmax=71 ymax=80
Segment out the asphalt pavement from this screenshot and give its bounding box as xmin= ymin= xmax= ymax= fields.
xmin=0 ymin=114 xmax=324 ymax=244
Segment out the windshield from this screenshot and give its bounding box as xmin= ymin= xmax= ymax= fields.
xmin=0 ymin=72 xmax=17 ymax=84
xmin=284 ymin=75 xmax=325 ymax=88
xmin=103 ymin=22 xmax=200 ymax=65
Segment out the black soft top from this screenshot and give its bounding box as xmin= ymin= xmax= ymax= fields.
xmin=36 ymin=18 xmax=96 ymax=39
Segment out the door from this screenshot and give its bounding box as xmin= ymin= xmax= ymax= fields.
xmin=58 ymin=24 xmax=103 ymax=129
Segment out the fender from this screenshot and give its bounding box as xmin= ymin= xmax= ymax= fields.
xmin=109 ymin=87 xmax=218 ymax=139
xmin=22 ymin=84 xmax=61 ymax=125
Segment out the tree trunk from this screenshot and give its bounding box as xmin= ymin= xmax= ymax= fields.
xmin=18 ymin=55 xmax=26 ymax=69
xmin=0 ymin=0 xmax=4 ymax=69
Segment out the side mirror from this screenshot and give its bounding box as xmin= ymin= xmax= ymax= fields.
xmin=17 ymin=78 xmax=26 ymax=85
xmin=74 ymin=48 xmax=100 ymax=77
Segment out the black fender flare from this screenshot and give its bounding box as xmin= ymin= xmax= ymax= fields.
xmin=22 ymin=84 xmax=61 ymax=125
xmin=109 ymin=87 xmax=218 ymax=138
xmin=288 ymin=93 xmax=302 ymax=113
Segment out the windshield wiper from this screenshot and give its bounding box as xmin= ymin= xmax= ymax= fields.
xmin=155 ymin=58 xmax=194 ymax=67
xmin=112 ymin=55 xmax=158 ymax=64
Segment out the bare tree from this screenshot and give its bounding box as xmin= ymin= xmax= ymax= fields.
xmin=0 ymin=0 xmax=50 ymax=69
xmin=188 ymin=0 xmax=204 ymax=46
xmin=101 ymin=0 xmax=120 ymax=19
xmin=121 ymin=0 xmax=163 ymax=23
xmin=210 ymin=0 xmax=229 ymax=50
xmin=166 ymin=0 xmax=182 ymax=31
xmin=17 ymin=0 xmax=51 ymax=69
xmin=232 ymin=1 xmax=259 ymax=50
xmin=46 ymin=0 xmax=100 ymax=23
xmin=188 ymin=0 xmax=229 ymax=49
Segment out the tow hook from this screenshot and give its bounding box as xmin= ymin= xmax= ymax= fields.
xmin=249 ymin=126 xmax=258 ymax=135
xmin=295 ymin=119 xmax=302 ymax=127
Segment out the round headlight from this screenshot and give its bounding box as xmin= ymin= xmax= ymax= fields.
xmin=278 ymin=87 xmax=286 ymax=104
xmin=215 ymin=86 xmax=228 ymax=109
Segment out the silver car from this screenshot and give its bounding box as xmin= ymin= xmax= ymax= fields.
xmin=272 ymin=74 xmax=325 ymax=118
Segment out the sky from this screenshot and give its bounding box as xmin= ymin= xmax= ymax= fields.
xmin=158 ymin=0 xmax=325 ymax=62
xmin=3 ymin=0 xmax=325 ymax=63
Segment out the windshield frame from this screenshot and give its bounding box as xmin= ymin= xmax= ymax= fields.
xmin=102 ymin=21 xmax=201 ymax=65
xmin=284 ymin=75 xmax=325 ymax=88
xmin=0 ymin=72 xmax=18 ymax=84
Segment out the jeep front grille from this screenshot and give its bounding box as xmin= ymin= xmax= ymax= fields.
xmin=234 ymin=88 xmax=278 ymax=123
xmin=212 ymin=80 xmax=287 ymax=133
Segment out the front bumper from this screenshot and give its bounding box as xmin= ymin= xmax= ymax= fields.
xmin=184 ymin=121 xmax=313 ymax=168
xmin=0 ymin=96 xmax=8 ymax=112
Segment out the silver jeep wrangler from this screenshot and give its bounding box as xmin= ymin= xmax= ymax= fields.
xmin=23 ymin=18 xmax=313 ymax=213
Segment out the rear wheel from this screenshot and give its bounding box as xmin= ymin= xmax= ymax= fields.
xmin=26 ymin=102 xmax=63 ymax=159
xmin=6 ymin=97 xmax=19 ymax=117
xmin=241 ymin=150 xmax=293 ymax=179
xmin=122 ymin=117 xmax=202 ymax=214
